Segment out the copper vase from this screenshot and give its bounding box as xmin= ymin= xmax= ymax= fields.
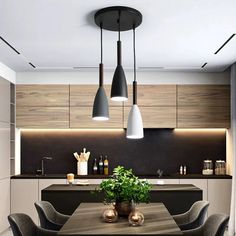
xmin=115 ymin=201 xmax=132 ymax=216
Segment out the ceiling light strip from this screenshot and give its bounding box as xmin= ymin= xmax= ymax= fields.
xmin=0 ymin=36 xmax=20 ymax=54
xmin=214 ymin=34 xmax=236 ymax=55
xmin=29 ymin=62 xmax=36 ymax=68
xmin=201 ymin=63 xmax=207 ymax=68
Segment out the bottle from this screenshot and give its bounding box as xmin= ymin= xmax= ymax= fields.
xmin=99 ymin=156 xmax=103 ymax=175
xmin=93 ymin=158 xmax=98 ymax=175
xmin=180 ymin=166 xmax=183 ymax=175
xmin=104 ymin=156 xmax=109 ymax=175
xmin=183 ymin=165 xmax=187 ymax=175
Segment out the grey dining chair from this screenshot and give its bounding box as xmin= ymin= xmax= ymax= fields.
xmin=8 ymin=213 xmax=57 ymax=236
xmin=173 ymin=200 xmax=209 ymax=230
xmin=182 ymin=214 xmax=229 ymax=236
xmin=35 ymin=201 xmax=70 ymax=231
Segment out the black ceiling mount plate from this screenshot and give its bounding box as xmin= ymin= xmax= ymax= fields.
xmin=94 ymin=6 xmax=142 ymax=31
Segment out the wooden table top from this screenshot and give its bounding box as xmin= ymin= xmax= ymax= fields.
xmin=59 ymin=203 xmax=183 ymax=235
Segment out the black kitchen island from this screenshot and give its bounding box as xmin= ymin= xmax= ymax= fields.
xmin=42 ymin=184 xmax=202 ymax=215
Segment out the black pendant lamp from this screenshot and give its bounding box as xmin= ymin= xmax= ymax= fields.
xmin=92 ymin=25 xmax=109 ymax=121
xmin=110 ymin=11 xmax=128 ymax=102
xmin=94 ymin=6 xmax=142 ymax=102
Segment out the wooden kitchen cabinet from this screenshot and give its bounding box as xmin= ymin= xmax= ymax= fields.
xmin=177 ymin=85 xmax=230 ymax=107
xmin=16 ymin=107 xmax=69 ymax=128
xmin=124 ymin=106 xmax=176 ymax=128
xmin=70 ymin=85 xmax=123 ymax=128
xmin=124 ymin=85 xmax=177 ymax=128
xmin=125 ymin=85 xmax=176 ymax=107
xmin=70 ymin=107 xmax=123 ymax=128
xmin=177 ymin=106 xmax=230 ymax=128
xmin=16 ymin=85 xmax=70 ymax=128
xmin=177 ymin=85 xmax=230 ymax=128
xmin=16 ymin=85 xmax=69 ymax=107
xmin=70 ymin=85 xmax=122 ymax=107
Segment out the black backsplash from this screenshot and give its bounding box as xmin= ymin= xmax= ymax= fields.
xmin=21 ymin=129 xmax=226 ymax=175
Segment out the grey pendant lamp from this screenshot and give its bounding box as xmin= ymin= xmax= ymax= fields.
xmin=126 ymin=27 xmax=144 ymax=139
xmin=92 ymin=25 xmax=109 ymax=121
xmin=110 ymin=10 xmax=128 ymax=102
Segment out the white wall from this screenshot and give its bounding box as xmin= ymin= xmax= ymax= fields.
xmin=16 ymin=70 xmax=230 ymax=84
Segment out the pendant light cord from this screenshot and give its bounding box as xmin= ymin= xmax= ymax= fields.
xmin=118 ymin=10 xmax=121 ymax=41
xmin=133 ymin=27 xmax=136 ymax=82
xmin=133 ymin=27 xmax=137 ymax=104
xmin=100 ymin=24 xmax=103 ymax=64
xmin=99 ymin=24 xmax=103 ymax=87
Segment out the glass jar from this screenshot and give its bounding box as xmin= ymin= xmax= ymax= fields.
xmin=102 ymin=205 xmax=118 ymax=223
xmin=202 ymin=160 xmax=213 ymax=175
xmin=215 ymin=160 xmax=226 ymax=175
xmin=128 ymin=203 xmax=144 ymax=227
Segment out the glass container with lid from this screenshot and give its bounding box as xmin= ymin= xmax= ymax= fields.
xmin=202 ymin=160 xmax=213 ymax=175
xmin=215 ymin=160 xmax=226 ymax=175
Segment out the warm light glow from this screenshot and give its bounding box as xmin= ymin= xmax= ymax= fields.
xmin=111 ymin=96 xmax=128 ymax=102
xmin=20 ymin=128 xmax=124 ymax=132
xmin=174 ymin=128 xmax=226 ymax=132
xmin=92 ymin=117 xmax=109 ymax=121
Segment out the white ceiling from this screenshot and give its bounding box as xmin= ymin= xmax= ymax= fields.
xmin=0 ymin=0 xmax=236 ymax=72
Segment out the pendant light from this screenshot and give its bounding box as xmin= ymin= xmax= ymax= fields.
xmin=92 ymin=25 xmax=109 ymax=121
xmin=110 ymin=10 xmax=128 ymax=102
xmin=126 ymin=27 xmax=144 ymax=139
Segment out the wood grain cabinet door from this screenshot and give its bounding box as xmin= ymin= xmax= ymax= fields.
xmin=125 ymin=85 xmax=176 ymax=106
xmin=124 ymin=85 xmax=177 ymax=128
xmin=16 ymin=85 xmax=70 ymax=128
xmin=70 ymin=85 xmax=122 ymax=107
xmin=70 ymin=107 xmax=123 ymax=128
xmin=124 ymin=106 xmax=176 ymax=128
xmin=177 ymin=85 xmax=230 ymax=128
xmin=70 ymin=85 xmax=123 ymax=128
xmin=16 ymin=107 xmax=69 ymax=128
xmin=16 ymin=85 xmax=69 ymax=107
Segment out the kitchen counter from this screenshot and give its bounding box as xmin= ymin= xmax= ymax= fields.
xmin=11 ymin=173 xmax=232 ymax=179
xmin=42 ymin=184 xmax=202 ymax=192
xmin=42 ymin=184 xmax=202 ymax=215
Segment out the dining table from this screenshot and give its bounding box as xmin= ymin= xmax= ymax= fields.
xmin=58 ymin=202 xmax=183 ymax=235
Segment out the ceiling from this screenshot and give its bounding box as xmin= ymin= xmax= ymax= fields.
xmin=0 ymin=0 xmax=236 ymax=72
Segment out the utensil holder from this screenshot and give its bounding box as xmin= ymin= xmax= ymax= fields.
xmin=77 ymin=162 xmax=88 ymax=175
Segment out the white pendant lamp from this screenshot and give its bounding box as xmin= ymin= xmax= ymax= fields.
xmin=126 ymin=28 xmax=144 ymax=139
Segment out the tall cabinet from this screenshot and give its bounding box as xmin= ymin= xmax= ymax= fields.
xmin=0 ymin=78 xmax=11 ymax=233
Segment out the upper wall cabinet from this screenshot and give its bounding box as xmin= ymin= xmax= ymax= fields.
xmin=125 ymin=85 xmax=176 ymax=107
xmin=70 ymin=85 xmax=123 ymax=128
xmin=125 ymin=85 xmax=177 ymax=128
xmin=16 ymin=85 xmax=69 ymax=107
xmin=70 ymin=85 xmax=122 ymax=107
xmin=124 ymin=106 xmax=176 ymax=128
xmin=70 ymin=107 xmax=123 ymax=128
xmin=16 ymin=107 xmax=69 ymax=128
xmin=177 ymin=85 xmax=230 ymax=128
xmin=16 ymin=85 xmax=70 ymax=128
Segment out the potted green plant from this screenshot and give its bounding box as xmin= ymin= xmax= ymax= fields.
xmin=98 ymin=166 xmax=151 ymax=216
